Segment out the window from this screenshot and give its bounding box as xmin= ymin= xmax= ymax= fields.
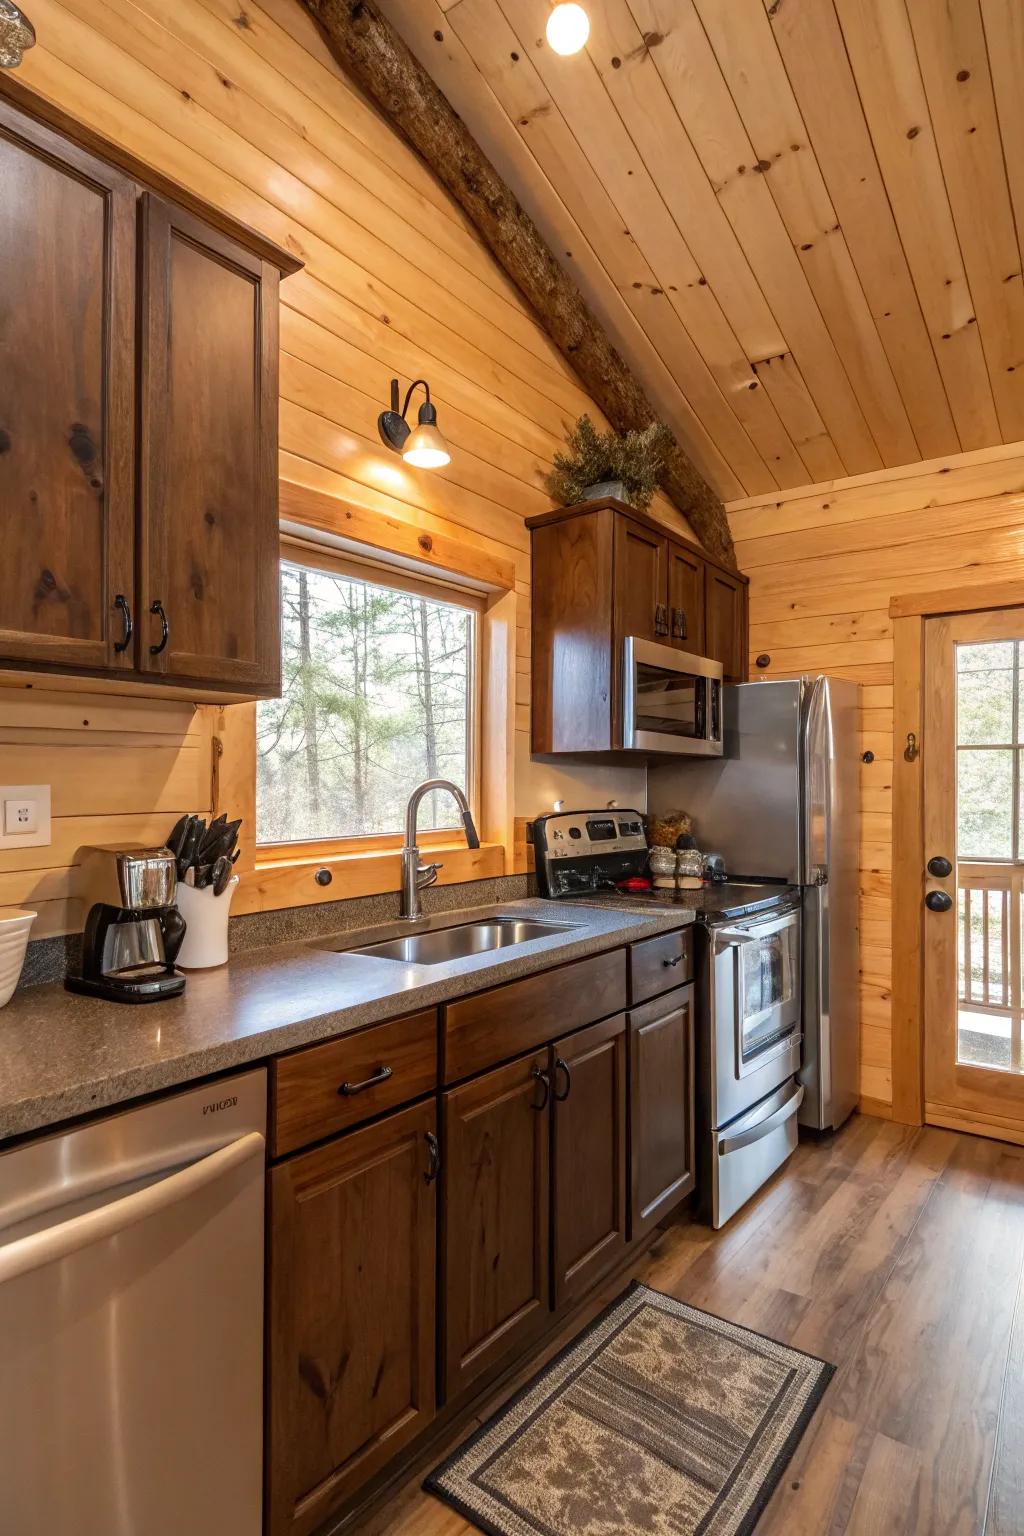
xmin=256 ymin=552 xmax=478 ymax=846
xmin=956 ymin=640 xmax=1024 ymax=862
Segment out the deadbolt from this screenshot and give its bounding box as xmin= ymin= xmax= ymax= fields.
xmin=927 ymin=855 xmax=953 ymax=878
xmin=925 ymin=890 xmax=953 ymax=912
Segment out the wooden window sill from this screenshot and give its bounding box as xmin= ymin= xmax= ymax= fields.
xmin=234 ymin=841 xmax=507 ymax=916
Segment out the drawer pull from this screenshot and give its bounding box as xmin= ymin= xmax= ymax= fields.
xmin=337 ymin=1064 xmax=393 ymax=1096
xmin=424 ymin=1130 xmax=441 ymax=1184
xmin=663 ymin=954 xmax=683 ymax=968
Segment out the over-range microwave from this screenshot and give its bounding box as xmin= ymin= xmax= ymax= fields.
xmin=621 ymin=636 xmax=724 ymax=756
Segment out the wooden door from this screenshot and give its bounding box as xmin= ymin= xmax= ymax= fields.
xmin=667 ymin=542 xmax=705 ymax=653
xmin=705 ymin=566 xmax=748 ymax=683
xmin=628 ymin=986 xmax=695 ymax=1238
xmin=138 ymin=195 xmax=280 ymax=691
xmin=0 ymin=101 xmax=136 ymax=672
xmin=552 ymin=1014 xmax=627 ymax=1307
xmin=923 ymin=608 xmax=1024 ymax=1140
xmin=613 ymin=515 xmax=668 ymax=645
xmin=442 ymin=1050 xmax=550 ymax=1401
xmin=267 ymin=1101 xmax=437 ymax=1536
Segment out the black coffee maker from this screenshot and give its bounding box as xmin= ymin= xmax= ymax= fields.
xmin=66 ymin=846 xmax=187 ymax=1003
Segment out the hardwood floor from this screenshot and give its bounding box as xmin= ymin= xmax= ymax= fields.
xmin=362 ymin=1112 xmax=1024 ymax=1536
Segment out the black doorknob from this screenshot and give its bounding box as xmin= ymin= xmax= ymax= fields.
xmin=925 ymin=890 xmax=953 ymax=912
xmin=927 ymin=855 xmax=953 ymax=878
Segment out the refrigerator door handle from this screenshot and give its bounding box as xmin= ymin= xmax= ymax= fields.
xmin=802 ymin=676 xmax=831 ymax=886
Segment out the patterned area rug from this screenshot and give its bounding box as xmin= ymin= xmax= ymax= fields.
xmin=425 ymin=1282 xmax=833 ymax=1536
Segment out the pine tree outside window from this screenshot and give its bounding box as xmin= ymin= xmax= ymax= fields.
xmin=256 ymin=551 xmax=480 ymax=846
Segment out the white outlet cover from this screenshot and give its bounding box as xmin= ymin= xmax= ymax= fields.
xmin=0 ymin=785 xmax=51 ymax=850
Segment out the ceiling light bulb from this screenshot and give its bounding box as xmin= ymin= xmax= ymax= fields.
xmin=546 ymin=2 xmax=589 ymax=56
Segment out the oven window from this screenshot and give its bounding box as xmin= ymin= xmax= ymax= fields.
xmin=634 ymin=664 xmax=703 ymax=738
xmin=738 ymin=925 xmax=797 ymax=1058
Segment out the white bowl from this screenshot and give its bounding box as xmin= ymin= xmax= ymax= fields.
xmin=0 ymin=909 xmax=36 ymax=1007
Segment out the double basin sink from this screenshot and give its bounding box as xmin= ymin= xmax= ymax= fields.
xmin=319 ymin=916 xmax=572 ymax=967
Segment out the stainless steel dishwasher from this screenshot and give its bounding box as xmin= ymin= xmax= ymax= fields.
xmin=0 ymin=1068 xmax=266 ymax=1536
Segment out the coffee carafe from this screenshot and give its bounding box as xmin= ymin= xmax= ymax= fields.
xmin=66 ymin=847 xmax=187 ymax=1003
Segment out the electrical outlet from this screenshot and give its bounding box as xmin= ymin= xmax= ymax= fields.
xmin=0 ymin=786 xmax=51 ymax=849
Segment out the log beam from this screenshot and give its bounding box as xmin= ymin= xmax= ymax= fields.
xmin=297 ymin=0 xmax=736 ymax=567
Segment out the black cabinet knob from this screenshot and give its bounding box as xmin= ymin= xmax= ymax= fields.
xmin=927 ymin=855 xmax=953 ymax=878
xmin=925 ymin=890 xmax=953 ymax=912
xmin=315 ymin=868 xmax=333 ymax=887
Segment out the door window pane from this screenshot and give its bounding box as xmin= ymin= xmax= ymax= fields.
xmin=957 ymin=656 xmax=1014 ymax=744
xmin=957 ymin=749 xmax=1014 ymax=860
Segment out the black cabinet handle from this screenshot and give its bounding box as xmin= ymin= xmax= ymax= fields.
xmin=424 ymin=1130 xmax=441 ymax=1184
xmin=654 ymin=603 xmax=669 ymax=637
xmin=554 ymin=1057 xmax=571 ymax=1102
xmin=337 ymin=1064 xmax=393 ymax=1096
xmin=671 ymin=606 xmax=688 ymax=640
xmin=113 ymin=594 xmax=133 ymax=653
xmin=530 ymin=1066 xmax=551 ymax=1111
xmin=149 ymin=599 xmax=169 ymax=656
xmin=663 ymin=953 xmax=683 ymax=968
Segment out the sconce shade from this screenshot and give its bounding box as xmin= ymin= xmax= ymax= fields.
xmin=378 ymin=380 xmax=450 ymax=469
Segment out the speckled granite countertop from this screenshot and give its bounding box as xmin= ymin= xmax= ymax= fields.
xmin=0 ymin=898 xmax=695 ymax=1143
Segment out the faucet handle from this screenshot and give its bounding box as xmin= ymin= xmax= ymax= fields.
xmin=416 ymin=861 xmax=442 ymax=890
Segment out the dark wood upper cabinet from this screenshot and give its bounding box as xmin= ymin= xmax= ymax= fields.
xmin=629 ymin=985 xmax=696 ymax=1239
xmin=552 ymin=1013 xmax=628 ymax=1308
xmin=267 ymin=1100 xmax=437 ymax=1536
xmin=705 ymin=565 xmax=748 ymax=685
xmin=0 ymin=102 xmax=135 ymax=672
xmin=138 ymin=197 xmax=280 ymax=691
xmin=0 ymin=94 xmax=297 ymax=697
xmin=613 ymin=514 xmax=667 ymax=645
xmin=528 ymin=499 xmax=748 ymax=754
xmin=442 ymin=1049 xmax=551 ymax=1402
xmin=667 ymin=540 xmax=705 ymax=652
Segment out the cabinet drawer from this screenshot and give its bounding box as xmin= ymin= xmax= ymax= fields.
xmin=443 ymin=948 xmax=627 ymax=1084
xmin=272 ymin=1009 xmax=438 ymax=1157
xmin=629 ymin=928 xmax=694 ymax=1004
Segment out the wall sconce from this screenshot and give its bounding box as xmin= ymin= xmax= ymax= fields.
xmin=377 ymin=379 xmax=450 ymax=470
xmin=0 ymin=2 xmax=36 ymax=67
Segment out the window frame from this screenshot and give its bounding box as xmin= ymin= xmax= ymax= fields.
xmin=255 ymin=536 xmax=485 ymax=857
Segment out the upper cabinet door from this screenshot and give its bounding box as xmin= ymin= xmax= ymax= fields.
xmin=613 ymin=515 xmax=668 ymax=645
xmin=705 ymin=566 xmax=748 ymax=684
xmin=138 ymin=196 xmax=280 ymax=691
xmin=667 ymin=541 xmax=706 ymax=653
xmin=0 ymin=104 xmax=135 ymax=671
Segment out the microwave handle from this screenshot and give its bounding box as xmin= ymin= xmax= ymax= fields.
xmin=695 ymin=678 xmax=706 ymax=739
xmin=710 ymin=679 xmax=720 ymax=740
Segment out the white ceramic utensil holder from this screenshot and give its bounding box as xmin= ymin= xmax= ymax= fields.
xmin=0 ymin=908 xmax=37 ymax=1006
xmin=174 ymin=876 xmax=238 ymax=969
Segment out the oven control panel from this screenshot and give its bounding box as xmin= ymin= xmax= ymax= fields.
xmin=530 ymin=809 xmax=648 ymax=898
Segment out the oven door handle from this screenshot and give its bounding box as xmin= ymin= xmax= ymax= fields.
xmin=714 ymin=913 xmax=800 ymax=949
xmin=719 ymin=1083 xmax=804 ymax=1156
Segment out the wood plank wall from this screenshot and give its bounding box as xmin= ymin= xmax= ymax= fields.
xmin=727 ymin=439 xmax=1024 ymax=1107
xmin=0 ymin=0 xmax=689 ymax=938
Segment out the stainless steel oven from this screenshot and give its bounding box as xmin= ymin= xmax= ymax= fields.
xmin=699 ymin=898 xmax=803 ymax=1227
xmin=622 ymin=636 xmax=723 ymax=755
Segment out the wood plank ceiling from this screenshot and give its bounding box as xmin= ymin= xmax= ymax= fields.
xmin=379 ymin=0 xmax=1024 ymax=501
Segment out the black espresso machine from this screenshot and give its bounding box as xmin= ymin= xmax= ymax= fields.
xmin=65 ymin=846 xmax=187 ymax=1003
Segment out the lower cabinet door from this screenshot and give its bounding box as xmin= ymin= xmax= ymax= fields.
xmin=629 ymin=986 xmax=696 ymax=1239
xmin=267 ymin=1100 xmax=438 ymax=1536
xmin=442 ymin=1050 xmax=551 ymax=1401
xmin=552 ymin=1013 xmax=628 ymax=1307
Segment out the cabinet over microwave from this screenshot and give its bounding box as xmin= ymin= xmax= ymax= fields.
xmin=622 ymin=637 xmax=724 ymax=756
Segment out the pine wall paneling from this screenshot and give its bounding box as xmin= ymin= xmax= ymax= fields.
xmin=727 ymin=440 xmax=1024 ymax=1108
xmin=0 ymin=0 xmax=688 ymax=937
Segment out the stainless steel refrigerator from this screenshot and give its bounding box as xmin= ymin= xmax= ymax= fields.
xmin=648 ymin=676 xmax=860 ymax=1131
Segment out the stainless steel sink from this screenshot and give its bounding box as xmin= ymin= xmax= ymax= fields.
xmin=336 ymin=917 xmax=573 ymax=965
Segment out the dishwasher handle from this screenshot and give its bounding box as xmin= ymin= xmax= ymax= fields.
xmin=0 ymin=1130 xmax=265 ymax=1286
